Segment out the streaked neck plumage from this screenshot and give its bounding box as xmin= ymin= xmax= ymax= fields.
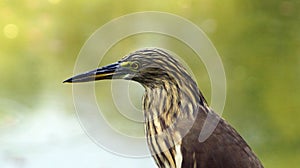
xmin=141 ymin=65 xmax=208 ymax=168
xmin=141 ymin=62 xmax=207 ymax=129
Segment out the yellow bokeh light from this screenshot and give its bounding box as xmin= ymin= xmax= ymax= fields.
xmin=3 ymin=24 xmax=19 ymax=39
xmin=48 ymin=0 xmax=61 ymax=5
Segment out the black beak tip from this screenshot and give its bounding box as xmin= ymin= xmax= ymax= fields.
xmin=63 ymin=78 xmax=73 ymax=83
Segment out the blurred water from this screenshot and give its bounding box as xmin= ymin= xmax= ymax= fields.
xmin=0 ymin=98 xmax=155 ymax=168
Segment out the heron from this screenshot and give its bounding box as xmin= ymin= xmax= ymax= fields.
xmin=64 ymin=48 xmax=263 ymax=168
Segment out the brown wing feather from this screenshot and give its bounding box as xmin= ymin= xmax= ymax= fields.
xmin=181 ymin=107 xmax=263 ymax=168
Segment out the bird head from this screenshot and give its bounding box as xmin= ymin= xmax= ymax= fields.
xmin=64 ymin=48 xmax=191 ymax=88
xmin=64 ymin=48 xmax=208 ymax=127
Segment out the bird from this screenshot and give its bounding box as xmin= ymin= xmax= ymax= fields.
xmin=64 ymin=48 xmax=263 ymax=168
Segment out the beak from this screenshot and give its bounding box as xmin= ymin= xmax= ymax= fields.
xmin=63 ymin=62 xmax=124 ymax=83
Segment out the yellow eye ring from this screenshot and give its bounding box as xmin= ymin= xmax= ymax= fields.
xmin=131 ymin=62 xmax=139 ymax=70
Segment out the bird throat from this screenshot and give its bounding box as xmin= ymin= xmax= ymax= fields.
xmin=142 ymin=77 xmax=202 ymax=131
xmin=142 ymin=77 xmax=204 ymax=162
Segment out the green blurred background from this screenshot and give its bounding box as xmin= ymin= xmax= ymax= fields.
xmin=0 ymin=0 xmax=299 ymax=167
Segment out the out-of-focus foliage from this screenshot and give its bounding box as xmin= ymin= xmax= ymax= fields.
xmin=0 ymin=0 xmax=299 ymax=167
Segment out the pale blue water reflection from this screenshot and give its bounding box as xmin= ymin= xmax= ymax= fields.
xmin=0 ymin=98 xmax=154 ymax=168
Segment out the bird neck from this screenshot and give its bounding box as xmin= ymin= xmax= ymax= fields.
xmin=142 ymin=76 xmax=206 ymax=132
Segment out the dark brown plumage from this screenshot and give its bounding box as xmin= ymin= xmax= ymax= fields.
xmin=64 ymin=48 xmax=263 ymax=168
xmin=181 ymin=108 xmax=262 ymax=168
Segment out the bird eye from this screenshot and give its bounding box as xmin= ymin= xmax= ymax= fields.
xmin=131 ymin=62 xmax=139 ymax=70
